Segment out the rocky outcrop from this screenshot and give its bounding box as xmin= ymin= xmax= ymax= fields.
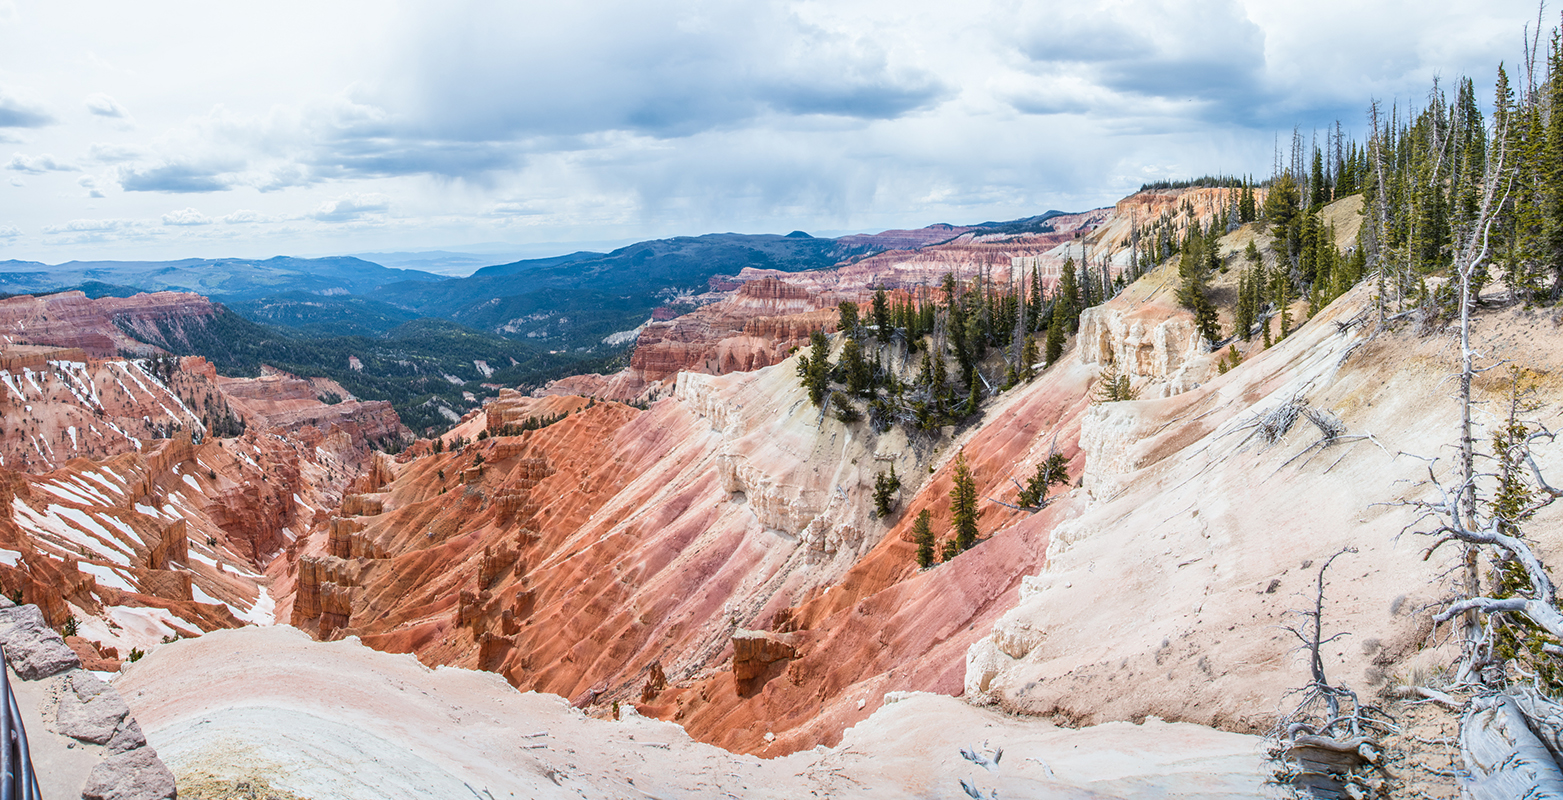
xmin=81 ymin=746 xmax=177 ymax=800
xmin=1076 ymin=296 xmax=1206 ymax=397
xmin=291 ymin=556 xmax=360 ymax=638
xmin=0 ymin=340 xmax=396 ymax=653
xmin=0 ymin=291 xmax=218 ymax=358
xmin=64 ymin=635 xmax=122 ymax=671
xmin=217 ymin=367 xmax=407 ymax=447
xmin=0 ymin=602 xmax=80 ymax=678
xmin=0 ymin=600 xmax=174 ymax=800
xmin=629 ymin=278 xmax=839 ymax=383
xmin=731 ymin=629 xmax=797 ymax=682
xmin=57 ymin=670 xmax=130 ymax=743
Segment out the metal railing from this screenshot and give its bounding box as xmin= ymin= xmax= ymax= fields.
xmin=0 ymin=644 xmax=39 ymax=800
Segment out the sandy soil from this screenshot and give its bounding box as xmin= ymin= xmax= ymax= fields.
xmin=117 ymin=625 xmax=1272 ymax=799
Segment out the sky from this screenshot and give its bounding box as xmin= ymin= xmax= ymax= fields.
xmin=0 ymin=0 xmax=1547 ymax=263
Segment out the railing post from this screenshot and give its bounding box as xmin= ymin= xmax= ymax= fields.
xmin=0 ymin=644 xmax=38 ymax=800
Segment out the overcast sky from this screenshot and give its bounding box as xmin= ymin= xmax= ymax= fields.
xmin=0 ymin=0 xmax=1545 ymax=263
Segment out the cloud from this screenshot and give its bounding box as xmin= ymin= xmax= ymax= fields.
xmin=38 ymin=217 xmax=162 ymax=246
xmin=118 ymin=163 xmax=231 ymax=193
xmin=385 ymin=5 xmax=949 ymax=144
xmin=258 ymin=4 xmax=951 ymax=184
xmin=0 ymin=225 xmax=19 ymax=240
xmin=0 ymin=93 xmax=53 ymax=128
xmin=1009 ymin=0 xmax=1269 ymax=125
xmin=78 ymin=175 xmax=104 ymax=198
xmin=490 ymin=201 xmax=549 ymax=217
xmin=309 ymin=193 xmax=389 ymax=222
xmin=309 ymin=135 xmax=522 ymax=181
xmin=86 ymin=142 xmax=142 ymax=163
xmin=161 ymin=207 xmax=211 ymax=226
xmin=42 ymin=218 xmax=132 ymax=234
xmin=5 ymin=153 xmax=75 ymax=173
xmin=221 ymin=209 xmax=270 ymax=224
xmin=84 ymin=93 xmax=130 ymax=119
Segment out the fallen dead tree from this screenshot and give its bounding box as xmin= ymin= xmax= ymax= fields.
xmin=1460 ymin=692 xmax=1563 ymax=798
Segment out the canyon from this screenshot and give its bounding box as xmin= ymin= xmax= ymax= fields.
xmin=3 ymin=186 xmax=1523 ymax=797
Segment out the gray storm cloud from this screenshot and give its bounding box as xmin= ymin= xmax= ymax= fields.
xmin=0 ymin=0 xmax=1547 ymax=259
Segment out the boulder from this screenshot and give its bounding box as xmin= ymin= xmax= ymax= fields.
xmin=0 ymin=604 xmax=80 ymax=679
xmin=81 ymin=746 xmax=177 ymax=800
xmin=106 ymin=716 xmax=148 ymax=755
xmin=57 ymin=670 xmax=130 ymax=744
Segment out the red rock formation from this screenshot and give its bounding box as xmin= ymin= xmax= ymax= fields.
xmin=217 ymin=367 xmax=404 ymax=448
xmin=834 ymin=223 xmax=980 ymax=251
xmin=558 ymin=206 xmax=1127 ymax=398
xmin=0 ymin=324 xmax=411 ymax=656
xmin=730 ymin=629 xmax=798 ymax=682
xmin=0 ymin=291 xmax=219 ymax=358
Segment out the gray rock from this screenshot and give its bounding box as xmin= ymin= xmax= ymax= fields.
xmin=57 ymin=670 xmax=129 ymax=744
xmin=81 ymin=746 xmax=177 ymax=800
xmin=106 ymin=716 xmax=147 ymax=755
xmin=0 ymin=604 xmax=79 ymax=679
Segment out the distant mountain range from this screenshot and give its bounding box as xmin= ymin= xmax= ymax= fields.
xmin=0 ymin=214 xmax=1077 ymax=425
xmin=0 ymin=255 xmax=444 ymax=301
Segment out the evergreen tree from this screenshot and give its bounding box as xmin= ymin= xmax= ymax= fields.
xmin=838 ymin=301 xmax=861 ymax=339
xmin=872 ymin=289 xmax=891 ymax=344
xmin=1235 ymin=270 xmax=1254 ymax=341
xmin=949 ymin=451 xmax=979 ymax=553
xmin=839 ymin=337 xmax=871 ymax=396
xmin=797 ymin=330 xmax=832 ymax=406
xmin=1020 ymin=334 xmax=1039 ymax=380
xmin=1308 ymin=146 xmax=1329 ymax=209
xmin=873 ymin=465 xmax=901 ymax=518
xmin=1263 ymin=172 xmax=1301 ymax=231
xmin=1045 ymin=304 xmax=1065 ymax=367
xmin=1016 ymin=453 xmax=1069 ymax=509
xmin=1175 ymin=230 xmax=1221 ymax=345
xmin=1276 ymin=276 xmax=1294 ymax=340
xmin=1058 ymin=257 xmax=1080 ymax=334
xmin=913 ymin=509 xmax=935 ymax=568
xmin=1030 ymin=269 xmax=1044 ymax=331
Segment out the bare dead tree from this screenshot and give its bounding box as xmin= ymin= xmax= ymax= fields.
xmin=1271 ymin=548 xmax=1394 ymax=798
xmin=1436 ymin=102 xmax=1517 ymax=677
xmin=1367 ymin=100 xmax=1395 ymax=331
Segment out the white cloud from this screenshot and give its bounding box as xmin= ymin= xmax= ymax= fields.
xmin=86 ymin=142 xmax=142 ymax=163
xmin=84 ymin=93 xmax=130 ymax=119
xmin=42 ymin=218 xmax=130 ymax=234
xmin=161 ymin=207 xmax=211 ymax=226
xmin=0 ymin=91 xmax=53 ymax=129
xmin=78 ymin=175 xmax=105 ymax=198
xmin=5 ymin=153 xmax=75 ymax=173
xmin=221 ymin=209 xmax=271 ymax=224
xmin=0 ymin=225 xmax=20 ymax=239
xmin=310 ymin=193 xmax=389 ymax=222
